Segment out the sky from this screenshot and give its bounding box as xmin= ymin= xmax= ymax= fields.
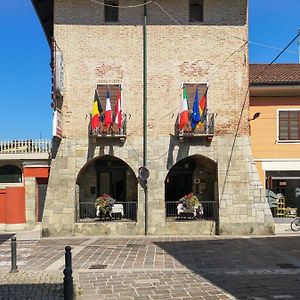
xmin=0 ymin=0 xmax=299 ymax=140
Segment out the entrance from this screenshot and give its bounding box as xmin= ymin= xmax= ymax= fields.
xmin=76 ymin=155 xmax=138 ymax=222
xmin=165 ymin=155 xmax=218 ymax=222
xmin=37 ymin=180 xmax=48 ymax=222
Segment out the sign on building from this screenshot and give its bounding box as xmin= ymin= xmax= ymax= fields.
xmin=52 ymin=109 xmax=62 ymax=138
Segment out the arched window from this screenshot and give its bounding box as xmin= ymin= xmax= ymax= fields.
xmin=0 ymin=165 xmax=22 ymax=183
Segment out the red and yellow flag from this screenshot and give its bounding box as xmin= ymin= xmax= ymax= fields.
xmin=91 ymin=89 xmax=100 ymax=130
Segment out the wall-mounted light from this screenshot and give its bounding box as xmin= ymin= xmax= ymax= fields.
xmin=248 ymin=112 xmax=260 ymax=121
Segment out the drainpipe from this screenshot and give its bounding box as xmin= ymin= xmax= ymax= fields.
xmin=143 ymin=0 xmax=148 ymax=235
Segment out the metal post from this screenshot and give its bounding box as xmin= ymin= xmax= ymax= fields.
xmin=63 ymin=246 xmax=73 ymax=300
xmin=143 ymin=0 xmax=148 ymax=236
xmin=10 ymin=236 xmax=18 ymax=273
xmin=298 ymin=28 xmax=300 ymax=64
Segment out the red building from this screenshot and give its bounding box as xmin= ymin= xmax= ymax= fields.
xmin=0 ymin=140 xmax=51 ymax=231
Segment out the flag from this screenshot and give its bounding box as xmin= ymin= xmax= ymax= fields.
xmin=114 ymin=88 xmax=122 ymax=129
xmin=191 ymin=87 xmax=200 ymax=129
xmin=199 ymin=91 xmax=207 ymax=122
xmin=91 ymin=89 xmax=100 ymax=130
xmin=104 ymin=88 xmax=113 ymax=127
xmin=179 ymin=87 xmax=189 ymax=130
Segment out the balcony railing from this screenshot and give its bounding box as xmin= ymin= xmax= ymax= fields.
xmin=89 ymin=114 xmax=127 ymax=140
xmin=0 ymin=139 xmax=52 ymax=154
xmin=175 ymin=112 xmax=215 ymax=141
xmin=165 ymin=201 xmax=217 ymax=222
xmin=76 ymin=201 xmax=137 ymax=223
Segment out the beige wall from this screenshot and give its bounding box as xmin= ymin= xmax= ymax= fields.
xmin=250 ymin=95 xmax=300 ymax=185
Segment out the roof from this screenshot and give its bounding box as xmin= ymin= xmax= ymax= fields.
xmin=250 ymin=64 xmax=300 ymax=86
xmin=31 ymin=0 xmax=53 ymax=45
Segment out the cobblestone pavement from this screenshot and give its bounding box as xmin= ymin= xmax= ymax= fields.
xmin=1 ymin=234 xmax=300 ymax=299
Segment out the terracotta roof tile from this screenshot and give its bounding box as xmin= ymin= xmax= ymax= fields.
xmin=249 ymin=64 xmax=300 ymax=85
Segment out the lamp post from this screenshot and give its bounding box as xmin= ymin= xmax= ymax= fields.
xmin=143 ymin=0 xmax=148 ymax=235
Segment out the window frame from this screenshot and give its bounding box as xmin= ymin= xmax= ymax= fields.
xmin=189 ymin=0 xmax=204 ymax=23
xmin=104 ymin=0 xmax=119 ymax=23
xmin=277 ymin=109 xmax=300 ymax=143
xmin=96 ymin=83 xmax=123 ymax=117
xmin=182 ymin=82 xmax=208 ymax=112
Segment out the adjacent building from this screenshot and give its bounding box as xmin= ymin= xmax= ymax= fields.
xmin=0 ymin=140 xmax=50 ymax=231
xmin=32 ymin=0 xmax=274 ymax=236
xmin=250 ymin=64 xmax=300 ymax=217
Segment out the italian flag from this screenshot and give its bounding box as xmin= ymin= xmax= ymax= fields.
xmin=114 ymin=88 xmax=122 ymax=129
xmin=179 ymin=87 xmax=189 ymax=130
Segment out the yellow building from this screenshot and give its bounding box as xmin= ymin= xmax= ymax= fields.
xmin=250 ymin=64 xmax=300 ymax=217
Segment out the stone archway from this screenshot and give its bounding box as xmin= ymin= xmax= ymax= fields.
xmin=165 ymin=155 xmax=218 ymax=221
xmin=76 ymin=155 xmax=138 ymax=222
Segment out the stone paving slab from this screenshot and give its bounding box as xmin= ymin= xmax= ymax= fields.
xmin=1 ymin=235 xmax=300 ymax=299
xmin=0 ymin=271 xmax=63 ymax=300
xmin=74 ymin=270 xmax=235 ymax=300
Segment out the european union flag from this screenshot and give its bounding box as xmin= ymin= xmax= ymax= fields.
xmin=191 ymin=88 xmax=200 ymax=129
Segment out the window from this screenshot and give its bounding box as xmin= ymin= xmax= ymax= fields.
xmin=278 ymin=110 xmax=300 ymax=142
xmin=104 ymin=0 xmax=118 ymax=22
xmin=183 ymin=83 xmax=207 ymax=110
xmin=96 ymin=84 xmax=121 ymax=115
xmin=0 ymin=165 xmax=22 ymax=183
xmin=189 ymin=0 xmax=203 ymax=22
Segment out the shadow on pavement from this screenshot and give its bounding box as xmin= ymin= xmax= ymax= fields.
xmin=155 ymin=236 xmax=300 ymax=300
xmin=0 ymin=234 xmax=14 ymax=245
xmin=0 ymin=283 xmax=63 ymax=300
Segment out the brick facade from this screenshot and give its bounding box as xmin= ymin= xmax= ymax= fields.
xmin=41 ymin=0 xmax=274 ymax=236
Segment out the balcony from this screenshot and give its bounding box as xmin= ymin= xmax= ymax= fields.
xmin=76 ymin=201 xmax=137 ymax=223
xmin=89 ymin=114 xmax=127 ymax=143
xmin=0 ymin=139 xmax=52 ymax=159
xmin=175 ymin=112 xmax=215 ymax=142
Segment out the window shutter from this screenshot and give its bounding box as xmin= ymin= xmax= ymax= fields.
xmin=104 ymin=0 xmax=118 ymax=22
xmin=97 ymin=84 xmax=120 ymax=116
xmin=279 ymin=111 xmax=288 ymax=140
xmin=189 ymin=0 xmax=203 ymax=22
xmin=183 ymin=83 xmax=207 ymax=111
xmin=279 ymin=110 xmax=300 ymax=141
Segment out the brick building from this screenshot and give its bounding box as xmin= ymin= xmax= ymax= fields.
xmin=32 ymin=0 xmax=274 ymax=236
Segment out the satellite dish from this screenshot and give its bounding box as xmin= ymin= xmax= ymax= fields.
xmin=138 ymin=166 xmax=150 ymax=181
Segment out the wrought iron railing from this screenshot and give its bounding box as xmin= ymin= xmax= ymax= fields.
xmin=165 ymin=201 xmax=217 ymax=221
xmin=76 ymin=201 xmax=137 ymax=223
xmin=175 ymin=112 xmax=215 ymax=136
xmin=89 ymin=114 xmax=127 ymax=137
xmin=0 ymin=139 xmax=52 ymax=154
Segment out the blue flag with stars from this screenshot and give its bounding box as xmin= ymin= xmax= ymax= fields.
xmin=191 ymin=88 xmax=200 ymax=129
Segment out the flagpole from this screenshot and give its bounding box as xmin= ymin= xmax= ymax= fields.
xmin=143 ymin=0 xmax=148 ymax=236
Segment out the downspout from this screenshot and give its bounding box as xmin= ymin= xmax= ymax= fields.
xmin=143 ymin=0 xmax=148 ymax=235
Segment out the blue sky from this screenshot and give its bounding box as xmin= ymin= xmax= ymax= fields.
xmin=0 ymin=0 xmax=299 ymax=140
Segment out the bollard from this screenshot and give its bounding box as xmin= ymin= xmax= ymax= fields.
xmin=65 ymin=245 xmax=72 ymax=269
xmin=9 ymin=236 xmax=18 ymax=273
xmin=63 ymin=246 xmax=73 ymax=300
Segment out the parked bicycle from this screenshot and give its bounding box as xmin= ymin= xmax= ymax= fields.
xmin=291 ymin=217 xmax=300 ymax=232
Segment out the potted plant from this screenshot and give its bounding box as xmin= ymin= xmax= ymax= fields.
xmin=177 ymin=193 xmax=203 ymax=219
xmin=95 ymin=194 xmax=115 ymax=218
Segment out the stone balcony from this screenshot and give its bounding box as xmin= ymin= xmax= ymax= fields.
xmin=0 ymin=139 xmax=51 ymax=160
xmin=175 ymin=112 xmax=215 ymax=142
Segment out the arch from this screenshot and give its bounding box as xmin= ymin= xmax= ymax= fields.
xmin=76 ymin=155 xmax=138 ymax=222
xmin=165 ymin=155 xmax=217 ymax=221
xmin=0 ymin=164 xmax=22 ymax=183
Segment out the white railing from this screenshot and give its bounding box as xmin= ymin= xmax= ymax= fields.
xmin=0 ymin=139 xmax=52 ymax=154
